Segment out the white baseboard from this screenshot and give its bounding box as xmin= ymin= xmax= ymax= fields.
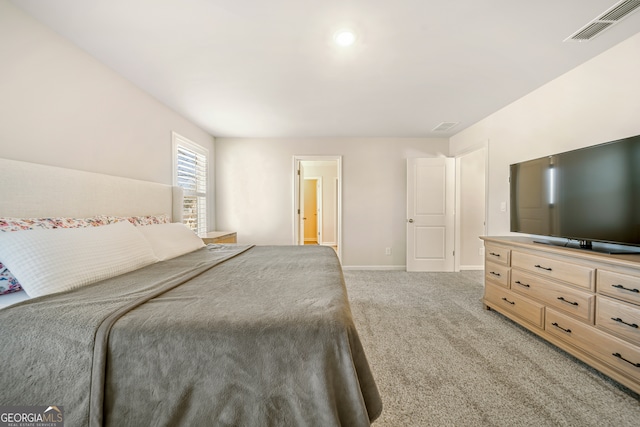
xmin=343 ymin=265 xmax=484 ymax=271
xmin=307 ymin=241 xmax=337 ymax=246
xmin=460 ymin=265 xmax=484 ymax=271
xmin=342 ymin=265 xmax=406 ymax=271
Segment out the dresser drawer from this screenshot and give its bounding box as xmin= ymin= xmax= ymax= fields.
xmin=511 ymin=251 xmax=594 ymax=291
xmin=546 ymin=308 xmax=591 ymax=348
xmin=597 ymin=296 xmax=640 ymax=346
xmin=485 ymin=261 xmax=510 ymax=288
xmin=548 ymin=309 xmax=640 ymax=384
xmin=485 ymin=244 xmax=510 ymax=266
xmin=484 ymin=282 xmax=544 ymax=328
xmin=511 ymin=270 xmax=594 ymax=323
xmin=597 ymin=270 xmax=640 ymax=306
xmin=591 ymin=334 xmax=640 ymax=385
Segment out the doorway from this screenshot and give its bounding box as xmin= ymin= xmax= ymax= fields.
xmin=303 ymin=178 xmax=322 ymax=244
xmin=454 ymin=143 xmax=488 ymax=271
xmin=293 ymin=156 xmax=342 ymax=260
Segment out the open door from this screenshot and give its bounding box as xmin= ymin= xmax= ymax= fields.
xmin=303 ymin=178 xmax=323 ymax=244
xmin=455 ymin=145 xmax=487 ymax=271
xmin=407 ymin=157 xmax=455 ymax=271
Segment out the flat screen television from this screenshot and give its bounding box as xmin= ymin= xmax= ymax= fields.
xmin=510 ymin=134 xmax=640 ymax=252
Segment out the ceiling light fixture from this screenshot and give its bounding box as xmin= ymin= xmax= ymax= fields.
xmin=334 ymin=30 xmax=356 ymax=47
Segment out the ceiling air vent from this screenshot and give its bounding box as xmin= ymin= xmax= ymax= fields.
xmin=569 ymin=22 xmax=614 ymax=41
xmin=432 ymin=122 xmax=459 ymax=132
xmin=565 ymin=0 xmax=640 ymax=41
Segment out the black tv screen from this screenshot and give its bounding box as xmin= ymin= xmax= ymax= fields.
xmin=510 ymin=134 xmax=640 ymax=248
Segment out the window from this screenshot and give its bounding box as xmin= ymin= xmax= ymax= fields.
xmin=172 ymin=132 xmax=208 ymax=236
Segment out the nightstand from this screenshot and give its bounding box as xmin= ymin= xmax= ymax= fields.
xmin=202 ymin=231 xmax=237 ymax=244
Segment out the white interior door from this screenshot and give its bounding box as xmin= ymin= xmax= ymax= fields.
xmin=407 ymin=157 xmax=455 ymax=271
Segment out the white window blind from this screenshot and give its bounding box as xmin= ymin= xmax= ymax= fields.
xmin=172 ymin=133 xmax=207 ymax=236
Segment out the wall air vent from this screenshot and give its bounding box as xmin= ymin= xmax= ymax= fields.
xmin=565 ymin=0 xmax=640 ymax=41
xmin=432 ymin=122 xmax=459 ymax=132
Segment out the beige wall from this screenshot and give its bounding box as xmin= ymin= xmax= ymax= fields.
xmin=451 ymin=31 xmax=640 ymax=240
xmin=215 ymin=137 xmax=449 ymax=267
xmin=0 ymin=1 xmax=214 ymax=211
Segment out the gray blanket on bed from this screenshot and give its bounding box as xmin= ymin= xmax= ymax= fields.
xmin=0 ymin=245 xmax=381 ymax=426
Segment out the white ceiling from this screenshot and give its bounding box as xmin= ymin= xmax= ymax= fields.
xmin=11 ymin=0 xmax=640 ymax=138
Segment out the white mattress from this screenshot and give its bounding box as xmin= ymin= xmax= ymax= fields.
xmin=0 ymin=290 xmax=30 ymax=309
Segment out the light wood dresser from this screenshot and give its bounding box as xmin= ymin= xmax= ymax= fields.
xmin=482 ymin=236 xmax=640 ymax=394
xmin=202 ymin=231 xmax=237 ymax=244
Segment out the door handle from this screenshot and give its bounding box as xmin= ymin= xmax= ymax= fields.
xmin=408 ymin=219 xmax=414 ymax=223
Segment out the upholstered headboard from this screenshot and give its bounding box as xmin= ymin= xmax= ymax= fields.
xmin=0 ymin=158 xmax=183 ymax=222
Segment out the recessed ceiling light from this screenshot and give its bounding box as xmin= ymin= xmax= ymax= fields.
xmin=334 ymin=30 xmax=356 ymax=47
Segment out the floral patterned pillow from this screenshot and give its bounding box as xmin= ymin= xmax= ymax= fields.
xmin=0 ymin=216 xmax=110 ymax=232
xmin=99 ymin=214 xmax=171 ymax=227
xmin=0 ymin=215 xmax=169 ymax=232
xmin=0 ymin=261 xmax=21 ymax=295
xmin=127 ymin=214 xmax=171 ymax=226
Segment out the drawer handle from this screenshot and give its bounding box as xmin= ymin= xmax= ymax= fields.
xmin=611 ymin=284 xmax=640 ymax=293
xmin=611 ymin=317 xmax=639 ymax=329
xmin=489 ymin=271 xmax=501 ymax=277
xmin=557 ymin=296 xmax=578 ymax=306
xmin=501 ymin=297 xmax=515 ymax=305
xmin=612 ymin=352 xmax=640 ymax=368
xmin=534 ymin=264 xmax=553 ymax=271
xmin=489 ymin=252 xmax=501 ymax=257
xmin=514 ymin=280 xmax=530 ymax=288
xmin=551 ymin=322 xmax=571 ymax=334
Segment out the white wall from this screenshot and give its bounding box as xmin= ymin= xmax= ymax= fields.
xmin=450 ymin=31 xmax=640 ymax=239
xmin=215 ymin=137 xmax=448 ymax=267
xmin=0 ymin=0 xmax=214 ymax=222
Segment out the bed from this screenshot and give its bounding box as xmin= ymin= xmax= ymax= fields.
xmin=0 ymin=158 xmax=382 ymax=426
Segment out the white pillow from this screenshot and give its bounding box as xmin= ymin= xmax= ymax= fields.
xmin=0 ymin=221 xmax=158 ymax=298
xmin=137 ymin=223 xmax=205 ymax=261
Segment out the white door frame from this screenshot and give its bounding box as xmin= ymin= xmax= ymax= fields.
xmin=454 ymin=140 xmax=489 ymax=272
xmin=293 ymin=155 xmax=342 ymax=261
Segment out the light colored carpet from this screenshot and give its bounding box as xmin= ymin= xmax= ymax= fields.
xmin=344 ymin=270 xmax=640 ymax=426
